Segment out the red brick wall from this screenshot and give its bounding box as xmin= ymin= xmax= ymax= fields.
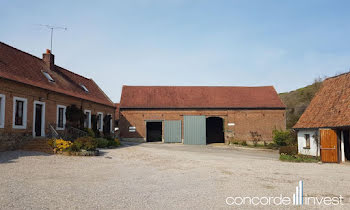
xmin=119 ymin=109 xmax=286 ymax=143
xmin=0 ymin=78 xmax=115 ymax=149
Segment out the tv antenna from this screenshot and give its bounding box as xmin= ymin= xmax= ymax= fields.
xmin=39 ymin=24 xmax=67 ymax=52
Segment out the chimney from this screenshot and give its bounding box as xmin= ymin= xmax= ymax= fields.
xmin=43 ymin=49 xmax=55 ymax=70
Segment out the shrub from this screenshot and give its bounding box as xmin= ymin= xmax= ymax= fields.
xmin=273 ymin=129 xmax=294 ymax=146
xmin=84 ymin=128 xmax=95 ymax=138
xmin=74 ymin=136 xmax=98 ymax=151
xmin=68 ymin=143 xmax=80 ymax=152
xmin=250 ymin=131 xmax=262 ymax=147
xmin=279 ymin=145 xmax=298 ymax=155
xmin=96 ymin=138 xmax=109 ymax=148
xmin=47 ymin=138 xmax=73 ymax=151
xmin=107 ymin=138 xmax=121 ymax=147
xmin=241 ymin=141 xmax=247 ymax=146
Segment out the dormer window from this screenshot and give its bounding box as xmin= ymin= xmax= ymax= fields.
xmin=80 ymin=84 xmax=89 ymax=92
xmin=42 ymin=71 xmax=54 ymax=82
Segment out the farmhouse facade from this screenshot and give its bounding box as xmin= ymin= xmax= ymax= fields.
xmin=294 ymin=73 xmax=350 ymax=163
xmin=119 ymin=86 xmax=286 ymax=144
xmin=0 ymin=42 xmax=115 ymax=151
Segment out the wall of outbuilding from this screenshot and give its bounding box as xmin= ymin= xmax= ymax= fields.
xmin=0 ymin=78 xmax=115 ymax=151
xmin=297 ymin=129 xmax=319 ymax=156
xmin=119 ymin=109 xmax=286 ymax=143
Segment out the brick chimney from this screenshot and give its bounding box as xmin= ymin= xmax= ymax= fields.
xmin=43 ymin=49 xmax=55 ymax=70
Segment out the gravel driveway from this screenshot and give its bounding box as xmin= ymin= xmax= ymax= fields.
xmin=0 ymin=142 xmax=350 ymax=209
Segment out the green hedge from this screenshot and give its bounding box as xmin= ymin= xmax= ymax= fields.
xmin=279 ymin=145 xmax=298 ymax=155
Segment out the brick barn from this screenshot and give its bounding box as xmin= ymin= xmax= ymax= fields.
xmin=119 ymin=86 xmax=286 ymax=144
xmin=294 ymin=72 xmax=350 ymax=163
xmin=0 ymin=42 xmax=115 ymax=151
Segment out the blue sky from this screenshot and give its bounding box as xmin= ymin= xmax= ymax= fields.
xmin=1 ymin=0 xmax=350 ymax=102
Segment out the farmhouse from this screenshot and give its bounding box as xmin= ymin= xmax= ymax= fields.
xmin=294 ymin=73 xmax=350 ymax=163
xmin=119 ymin=86 xmax=286 ymax=144
xmin=0 ymin=42 xmax=115 ymax=151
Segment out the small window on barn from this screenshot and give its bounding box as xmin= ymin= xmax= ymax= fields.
xmin=42 ymin=71 xmax=55 ymax=82
xmin=80 ymin=84 xmax=89 ymax=92
xmin=305 ymin=134 xmax=310 ymax=149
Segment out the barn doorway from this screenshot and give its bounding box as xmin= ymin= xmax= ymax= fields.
xmin=146 ymin=122 xmax=162 ymax=142
xmin=343 ymin=130 xmax=350 ymax=161
xmin=206 ymin=117 xmax=224 ymax=144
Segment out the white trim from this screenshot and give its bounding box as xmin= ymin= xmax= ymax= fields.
xmin=84 ymin=110 xmax=92 ymax=129
xmin=33 ymin=101 xmax=46 ymax=137
xmin=97 ymin=112 xmax=103 ymax=132
xmin=56 ymin=105 xmax=66 ymax=130
xmin=0 ymin=94 xmax=5 ymax=128
xmin=12 ymin=96 xmax=27 ymax=129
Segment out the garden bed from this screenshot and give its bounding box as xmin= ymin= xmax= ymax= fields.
xmin=48 ymin=137 xmax=121 ymax=157
xmin=279 ymin=154 xmax=320 ymax=163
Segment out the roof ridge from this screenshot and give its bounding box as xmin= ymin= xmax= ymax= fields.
xmin=324 ymin=71 xmax=350 ymax=81
xmin=122 ymin=85 xmax=274 ymax=88
xmin=56 ymin=66 xmax=91 ymax=81
xmin=0 ymin=41 xmax=91 ymax=81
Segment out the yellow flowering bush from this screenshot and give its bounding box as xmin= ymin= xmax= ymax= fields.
xmin=47 ymin=138 xmax=73 ymax=151
xmin=114 ymin=138 xmax=121 ymax=146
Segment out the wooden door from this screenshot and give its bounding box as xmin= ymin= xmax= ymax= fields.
xmin=320 ymin=129 xmax=338 ymax=163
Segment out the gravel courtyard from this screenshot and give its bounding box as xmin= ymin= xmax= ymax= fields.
xmin=1 ymin=142 xmax=350 ymax=209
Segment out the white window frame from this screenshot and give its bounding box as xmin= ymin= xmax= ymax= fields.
xmin=97 ymin=112 xmax=103 ymax=132
xmin=56 ymin=105 xmax=66 ymax=130
xmin=84 ymin=110 xmax=91 ymax=129
xmin=0 ymin=94 xmax=5 ymax=128
xmin=12 ymin=96 xmax=27 ymax=129
xmin=33 ymin=101 xmax=46 ymax=137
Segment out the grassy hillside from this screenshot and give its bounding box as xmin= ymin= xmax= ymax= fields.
xmin=279 ymin=80 xmax=322 ymax=129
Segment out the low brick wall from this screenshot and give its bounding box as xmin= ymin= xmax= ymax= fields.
xmin=0 ymin=132 xmax=33 ymax=151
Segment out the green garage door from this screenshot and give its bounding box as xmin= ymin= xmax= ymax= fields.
xmin=164 ymin=120 xmax=182 ymax=143
xmin=184 ymin=116 xmax=206 ymax=145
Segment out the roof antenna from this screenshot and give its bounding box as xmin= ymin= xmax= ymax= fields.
xmin=39 ymin=24 xmax=67 ymax=53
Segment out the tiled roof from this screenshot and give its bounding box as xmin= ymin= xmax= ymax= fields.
xmin=0 ymin=42 xmax=114 ymax=107
xmin=294 ymin=72 xmax=350 ymax=129
xmin=120 ymin=86 xmax=285 ymax=109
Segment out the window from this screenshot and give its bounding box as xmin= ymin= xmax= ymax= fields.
xmin=80 ymin=84 xmax=89 ymax=92
xmin=12 ymin=97 xmax=27 ymax=129
xmin=84 ymin=110 xmax=91 ymax=129
xmin=0 ymin=94 xmax=5 ymax=128
xmin=305 ymin=134 xmax=310 ymax=149
xmin=56 ymin=105 xmax=66 ymax=130
xmin=42 ymin=71 xmax=55 ymax=82
xmin=97 ymin=112 xmax=103 ymax=132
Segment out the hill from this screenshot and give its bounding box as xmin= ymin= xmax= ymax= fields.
xmin=279 ymin=80 xmax=322 ymax=129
